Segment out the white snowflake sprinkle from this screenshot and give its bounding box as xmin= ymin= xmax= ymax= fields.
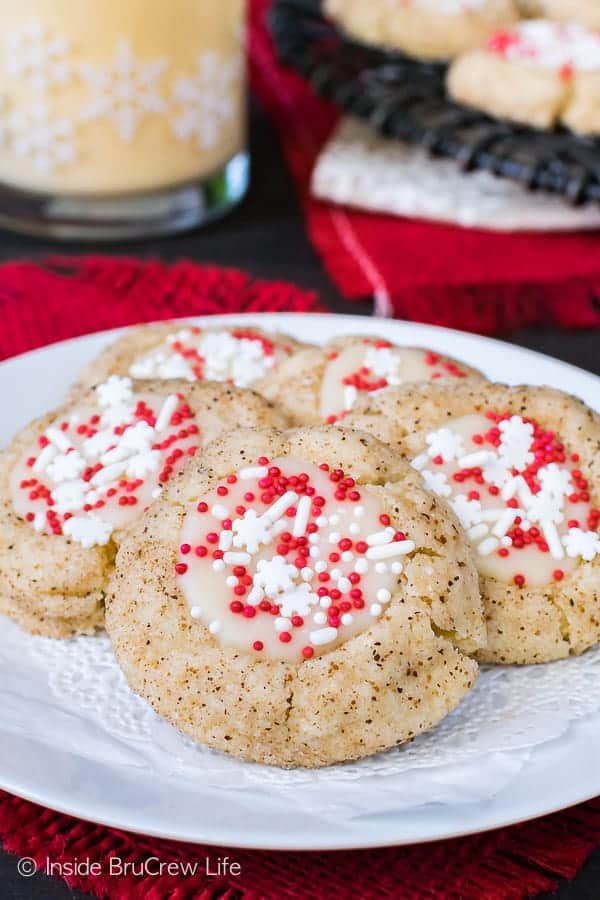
xmin=96 ymin=376 xmax=134 ymax=409
xmin=563 ymin=528 xmax=600 ymax=562
xmin=498 ymin=416 xmax=535 ymax=471
xmin=51 ymin=480 xmax=87 ymax=514
xmin=231 ymin=509 xmax=272 ymax=554
xmin=538 ymin=463 xmax=573 ymax=499
xmin=451 ymin=494 xmax=483 ymax=529
xmin=125 ymin=449 xmax=162 ymax=479
xmin=425 ymin=427 xmax=465 ymax=462
xmin=279 ymin=587 xmax=320 ymax=618
xmin=421 ymin=469 xmax=452 ymax=498
xmin=62 ymin=515 xmax=113 ymax=549
xmin=254 ymin=556 xmax=297 ymax=598
xmin=46 ymin=450 xmax=85 ymax=483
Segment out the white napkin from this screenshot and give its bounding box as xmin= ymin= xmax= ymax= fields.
xmin=312 ymin=118 xmax=600 ymax=232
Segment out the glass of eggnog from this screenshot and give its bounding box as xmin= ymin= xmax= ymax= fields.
xmin=0 ymin=0 xmax=248 ymax=238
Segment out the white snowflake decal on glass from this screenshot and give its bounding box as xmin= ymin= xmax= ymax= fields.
xmin=79 ymin=40 xmax=167 ymax=142
xmin=7 ymin=102 xmax=76 ymax=173
xmin=171 ymin=52 xmax=240 ymax=150
xmin=5 ymin=20 xmax=71 ymax=92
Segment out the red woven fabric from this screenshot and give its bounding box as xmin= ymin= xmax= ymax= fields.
xmin=249 ymin=0 xmax=600 ymax=334
xmin=0 ymin=256 xmax=322 ymax=360
xmin=0 ymin=256 xmax=599 ymax=899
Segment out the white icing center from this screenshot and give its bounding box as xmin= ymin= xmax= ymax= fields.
xmin=319 ymin=342 xmax=466 ymax=421
xmin=129 ymin=326 xmax=291 ymax=388
xmin=412 ymin=413 xmax=599 ymax=587
xmin=176 ymin=457 xmax=415 ymax=661
xmin=488 ymin=21 xmax=600 ymax=73
xmin=11 ymin=376 xmax=200 ymax=548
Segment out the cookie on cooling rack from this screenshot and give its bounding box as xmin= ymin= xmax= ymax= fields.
xmin=106 ymin=425 xmax=485 ymax=768
xmin=517 ymin=1 xmax=600 ymax=30
xmin=324 ymin=0 xmax=518 ymax=61
xmin=345 ymin=382 xmax=600 ymax=665
xmin=259 ymin=336 xmax=485 ymax=426
xmin=74 ymin=322 xmax=307 ymax=396
xmin=0 ymin=376 xmax=286 ymax=638
xmin=448 ymin=20 xmax=600 ymax=134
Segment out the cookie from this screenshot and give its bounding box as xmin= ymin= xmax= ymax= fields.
xmin=106 ymin=426 xmax=485 ymax=768
xmin=259 ymin=336 xmax=485 ymax=426
xmin=75 ymin=322 xmax=307 ymax=396
xmin=346 ymin=382 xmax=600 ymax=664
xmin=324 ymin=0 xmax=518 ymax=61
xmin=518 ymin=1 xmax=600 ymax=30
xmin=0 ymin=376 xmax=286 ymax=638
xmin=448 ymin=21 xmax=600 ymax=134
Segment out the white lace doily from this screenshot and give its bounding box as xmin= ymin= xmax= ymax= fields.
xmin=312 ymin=118 xmax=600 ymax=232
xmin=1 ymin=616 xmax=600 ymax=820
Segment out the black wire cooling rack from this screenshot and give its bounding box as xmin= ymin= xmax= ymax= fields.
xmin=270 ymin=0 xmax=600 ymax=205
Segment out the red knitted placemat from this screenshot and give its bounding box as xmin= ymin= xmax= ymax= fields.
xmin=0 ymin=257 xmax=599 ymax=899
xmin=249 ymin=0 xmax=600 ymax=333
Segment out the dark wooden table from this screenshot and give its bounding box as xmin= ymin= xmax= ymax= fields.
xmin=1 ymin=104 xmax=598 ymax=899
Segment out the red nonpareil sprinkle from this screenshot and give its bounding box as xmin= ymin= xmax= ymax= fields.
xmin=174 ymin=563 xmax=188 ymax=575
xmin=253 ymin=641 xmax=264 ymax=652
xmin=195 ymin=545 xmax=207 ymax=557
xmin=242 ymin=606 xmax=256 ymax=618
xmin=553 ymin=570 xmax=565 ymax=581
xmin=279 ymin=631 xmax=292 ymax=643
xmin=513 ymin=574 xmax=526 ymax=588
xmin=302 ymin=646 xmax=314 ymax=659
xmin=180 ymin=543 xmax=191 ymax=554
xmin=197 ymin=502 xmax=208 ymax=513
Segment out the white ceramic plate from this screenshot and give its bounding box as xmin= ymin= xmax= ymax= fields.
xmin=1 ymin=313 xmax=599 ymax=852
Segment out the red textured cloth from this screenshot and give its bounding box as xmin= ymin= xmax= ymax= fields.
xmin=249 ymin=0 xmax=600 ymax=333
xmin=0 ymin=256 xmax=599 ymax=899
